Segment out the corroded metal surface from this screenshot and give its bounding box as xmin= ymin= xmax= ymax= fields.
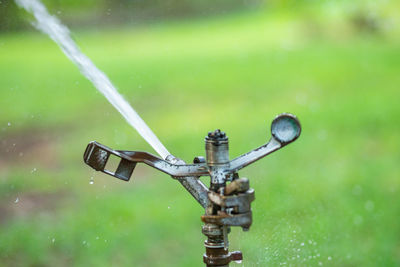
xmin=83 ymin=113 xmax=301 ymax=266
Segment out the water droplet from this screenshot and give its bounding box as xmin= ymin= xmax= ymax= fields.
xmin=82 ymin=240 xmax=86 ymax=245
xmin=328 ymin=256 xmax=332 ymax=261
xmin=31 ymin=168 xmax=37 ymax=173
xmin=295 ymin=93 xmax=308 ymax=106
xmin=365 ymin=200 xmax=374 ymax=211
xmin=352 ymin=185 xmax=362 ymax=195
xmin=14 ymin=197 xmax=19 ymax=203
xmin=7 ymin=122 xmax=11 ymax=126
xmin=167 ymin=206 xmax=171 ymax=209
xmin=52 ymin=238 xmax=55 ymax=243
xmin=300 ymin=242 xmax=305 ymax=246
xmin=89 ymin=177 xmax=94 ymax=185
xmin=318 ymin=262 xmax=323 ymax=266
xmin=353 ymin=215 xmax=363 ymax=225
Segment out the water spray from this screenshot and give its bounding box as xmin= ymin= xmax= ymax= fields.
xmin=15 ymin=0 xmax=302 ymax=264
xmin=84 ymin=113 xmax=301 ymax=266
xmin=15 ymin=0 xmax=170 ymax=159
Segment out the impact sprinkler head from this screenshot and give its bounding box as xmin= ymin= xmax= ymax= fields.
xmin=83 ymin=113 xmax=301 ymax=266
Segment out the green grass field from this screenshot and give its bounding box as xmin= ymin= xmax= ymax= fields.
xmin=1 ymin=2 xmax=400 ymax=266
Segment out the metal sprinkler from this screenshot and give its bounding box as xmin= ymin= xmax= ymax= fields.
xmin=83 ymin=113 xmax=301 ymax=266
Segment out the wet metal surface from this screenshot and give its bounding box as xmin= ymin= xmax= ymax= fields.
xmin=83 ymin=113 xmax=301 ymax=266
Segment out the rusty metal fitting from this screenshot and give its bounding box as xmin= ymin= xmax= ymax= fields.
xmin=203 ymin=248 xmax=243 ymax=266
xmin=208 ymin=189 xmax=254 ymax=213
xmin=206 ymin=129 xmax=227 ymax=140
xmin=224 ymin=178 xmax=250 ymax=195
xmin=202 ymin=224 xmax=224 ymax=237
xmin=202 ymin=211 xmax=253 ymax=229
xmin=203 ymin=186 xmax=255 ymax=232
xmin=205 ymin=129 xmax=229 ymax=166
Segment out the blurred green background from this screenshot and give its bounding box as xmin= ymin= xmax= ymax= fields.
xmin=1 ymin=0 xmax=400 ymax=266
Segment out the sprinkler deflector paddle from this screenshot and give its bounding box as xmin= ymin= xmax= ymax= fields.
xmin=83 ymin=113 xmax=301 ymax=266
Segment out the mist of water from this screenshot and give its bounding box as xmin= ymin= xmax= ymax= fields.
xmin=15 ymin=0 xmax=171 ymax=159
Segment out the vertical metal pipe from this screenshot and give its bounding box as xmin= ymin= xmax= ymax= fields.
xmin=203 ymin=130 xmax=231 ymax=266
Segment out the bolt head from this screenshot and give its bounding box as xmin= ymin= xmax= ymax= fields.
xmin=206 ymin=129 xmax=227 ymax=140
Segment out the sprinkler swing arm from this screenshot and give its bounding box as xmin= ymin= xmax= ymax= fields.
xmin=83 ymin=117 xmax=299 ymax=182
xmin=83 ymin=113 xmax=301 ymax=266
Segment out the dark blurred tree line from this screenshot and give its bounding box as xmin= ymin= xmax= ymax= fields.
xmin=0 ymin=0 xmax=263 ymax=32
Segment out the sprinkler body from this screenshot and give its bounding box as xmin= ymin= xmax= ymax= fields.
xmin=83 ymin=113 xmax=301 ymax=266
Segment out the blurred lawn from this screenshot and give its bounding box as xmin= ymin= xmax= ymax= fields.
xmin=1 ymin=2 xmax=400 ymax=266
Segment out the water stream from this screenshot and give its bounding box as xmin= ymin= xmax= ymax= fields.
xmin=15 ymin=0 xmax=171 ymax=159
